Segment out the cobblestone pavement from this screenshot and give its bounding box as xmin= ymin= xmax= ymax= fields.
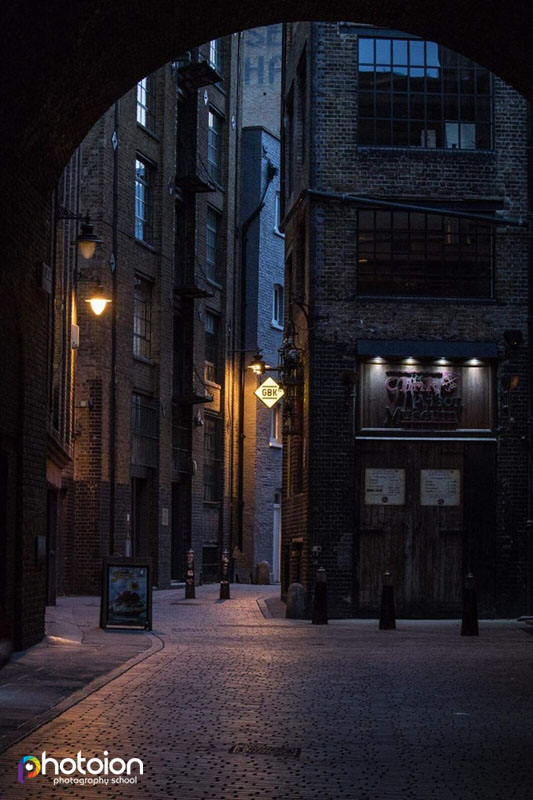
xmin=0 ymin=597 xmax=154 ymax=750
xmin=0 ymin=585 xmax=532 ymax=799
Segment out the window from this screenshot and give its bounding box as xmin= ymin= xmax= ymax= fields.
xmin=209 ymin=39 xmax=222 ymax=73
xmin=270 ymin=404 xmax=282 ymax=446
xmin=204 ymin=415 xmax=222 ymax=502
xmin=135 ymin=157 xmax=154 ymax=244
xmin=131 ymin=394 xmax=158 ymax=467
xmin=204 ymin=310 xmax=220 ymax=383
xmin=136 ymin=75 xmax=156 ymax=131
xmin=357 ymin=208 xmax=494 ymax=298
xmin=272 ymin=284 xmax=284 ymax=327
xmin=274 ymin=192 xmax=284 ymax=236
xmin=133 ymin=276 xmax=152 ymax=358
xmin=207 ymin=109 xmax=222 ymax=185
xmin=206 ymin=207 xmax=220 ymax=282
xmin=358 ymin=36 xmax=492 ymax=149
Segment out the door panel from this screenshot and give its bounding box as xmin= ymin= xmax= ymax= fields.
xmin=357 ymin=441 xmax=465 ymax=615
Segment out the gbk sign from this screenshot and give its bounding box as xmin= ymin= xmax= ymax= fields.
xmin=254 ymin=377 xmax=284 ymax=408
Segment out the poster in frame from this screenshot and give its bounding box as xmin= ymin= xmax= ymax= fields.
xmin=100 ymin=557 xmax=152 ymax=630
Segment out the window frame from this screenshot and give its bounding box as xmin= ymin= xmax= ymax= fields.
xmin=272 ymin=283 xmax=284 ymax=329
xmin=203 ymin=413 xmax=222 ymax=503
xmin=204 ymin=309 xmax=220 ymax=385
xmin=135 ymin=156 xmax=155 ymax=245
xmin=206 ymin=206 xmax=221 ymax=283
xmin=209 ymin=39 xmax=222 ymax=74
xmin=136 ymin=74 xmax=156 ymax=132
xmin=133 ymin=275 xmax=153 ymax=359
xmin=357 ymin=207 xmax=495 ymax=299
xmin=207 ymin=108 xmax=223 ymax=186
xmin=357 ymin=34 xmax=493 ymax=151
xmin=270 ymin=404 xmax=283 ymax=447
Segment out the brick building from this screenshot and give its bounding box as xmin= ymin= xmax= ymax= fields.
xmin=46 ymin=37 xmax=241 ymax=598
xmin=234 ymin=26 xmax=285 ymax=583
xmin=281 ymin=22 xmax=531 ymax=617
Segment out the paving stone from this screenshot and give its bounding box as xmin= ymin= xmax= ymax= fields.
xmin=0 ymin=586 xmax=531 ymax=799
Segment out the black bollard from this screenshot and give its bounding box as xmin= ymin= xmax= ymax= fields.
xmin=185 ymin=549 xmax=195 ymax=599
xmin=379 ymin=570 xmax=396 ymax=630
xmin=312 ymin=567 xmax=328 ymax=624
xmin=220 ymin=549 xmax=231 ymax=600
xmin=461 ymin=572 xmax=479 ymax=636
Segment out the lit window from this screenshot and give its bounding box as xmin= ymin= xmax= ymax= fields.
xmin=133 ymin=276 xmax=152 ymax=358
xmin=135 ymin=157 xmax=154 ymax=244
xmin=270 ymin=404 xmax=282 ymax=446
xmin=357 ymin=208 xmax=494 ymax=298
xmin=204 ymin=310 xmax=220 ymax=384
xmin=208 ymin=110 xmax=222 ymax=185
xmin=357 ymin=36 xmax=492 ymax=149
xmin=136 ymin=75 xmax=156 ymax=131
xmin=272 ymin=284 xmax=284 ymax=327
xmin=206 ymin=208 xmax=220 ymax=282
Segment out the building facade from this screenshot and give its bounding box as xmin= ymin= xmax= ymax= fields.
xmin=47 ymin=36 xmax=241 ymax=597
xmin=234 ymin=25 xmax=285 ymax=583
xmin=281 ymin=22 xmax=531 ymax=617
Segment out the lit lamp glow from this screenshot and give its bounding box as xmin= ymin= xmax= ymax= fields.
xmin=248 ymin=350 xmax=266 ymax=375
xmin=85 ymin=296 xmax=111 ymax=316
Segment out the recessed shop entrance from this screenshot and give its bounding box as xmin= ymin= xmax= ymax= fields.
xmin=356 ymin=439 xmax=496 ymax=616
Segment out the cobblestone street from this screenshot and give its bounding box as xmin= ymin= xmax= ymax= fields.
xmin=1 ymin=585 xmax=532 ymax=799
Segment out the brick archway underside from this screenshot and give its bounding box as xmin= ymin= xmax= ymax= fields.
xmin=1 ymin=0 xmax=532 ymax=207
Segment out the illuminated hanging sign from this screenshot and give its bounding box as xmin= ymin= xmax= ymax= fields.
xmin=255 ymin=377 xmax=284 ymax=408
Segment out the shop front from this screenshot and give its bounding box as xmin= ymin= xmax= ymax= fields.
xmin=356 ymin=342 xmax=497 ymax=616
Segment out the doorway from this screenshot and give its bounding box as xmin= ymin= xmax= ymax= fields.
xmin=356 ymin=440 xmax=496 ymax=616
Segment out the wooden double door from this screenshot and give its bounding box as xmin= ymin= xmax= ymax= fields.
xmin=356 ymin=440 xmax=495 ymax=616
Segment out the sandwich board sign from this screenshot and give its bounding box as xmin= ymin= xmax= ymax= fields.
xmin=255 ymin=377 xmax=284 ymax=408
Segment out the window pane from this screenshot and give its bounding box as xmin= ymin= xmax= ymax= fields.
xmin=375 ymin=39 xmax=391 ymax=65
xmin=409 ymin=40 xmax=425 ymax=66
xmin=358 ymin=38 xmax=374 ymax=64
xmin=392 ymin=39 xmax=408 ymax=66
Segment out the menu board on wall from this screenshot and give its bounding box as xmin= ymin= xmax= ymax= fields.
xmin=365 ymin=468 xmax=405 ymax=505
xmin=420 ymin=469 xmax=461 ymax=506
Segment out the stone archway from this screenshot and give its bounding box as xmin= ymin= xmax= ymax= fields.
xmin=1 ymin=0 xmax=531 ymax=647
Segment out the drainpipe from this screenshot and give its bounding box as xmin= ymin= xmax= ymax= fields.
xmin=109 ymin=101 xmax=119 ymax=556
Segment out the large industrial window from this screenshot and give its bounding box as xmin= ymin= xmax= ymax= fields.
xmin=206 ymin=207 xmax=220 ymax=282
xmin=357 ymin=209 xmax=494 ymax=298
xmin=204 ymin=415 xmax=222 ymax=502
xmin=131 ymin=394 xmax=158 ymax=468
xmin=204 ymin=310 xmax=220 ymax=384
xmin=133 ymin=276 xmax=152 ymax=358
xmin=357 ymin=36 xmax=492 ymax=149
xmin=136 ymin=75 xmax=156 ymax=131
xmin=207 ymin=109 xmax=222 ymax=185
xmin=135 ymin=157 xmax=154 ymax=244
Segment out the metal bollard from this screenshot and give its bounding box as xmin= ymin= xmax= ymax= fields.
xmin=220 ymin=549 xmax=231 ymax=600
xmin=379 ymin=570 xmax=396 ymax=630
xmin=461 ymin=572 xmax=479 ymax=636
xmin=312 ymin=567 xmax=328 ymax=624
xmin=185 ymin=549 xmax=195 ymax=599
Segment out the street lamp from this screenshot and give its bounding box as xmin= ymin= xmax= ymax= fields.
xmin=73 ymin=214 xmax=103 ymax=260
xmin=85 ymin=295 xmax=112 ymax=316
xmin=248 ymin=350 xmax=266 ymax=375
